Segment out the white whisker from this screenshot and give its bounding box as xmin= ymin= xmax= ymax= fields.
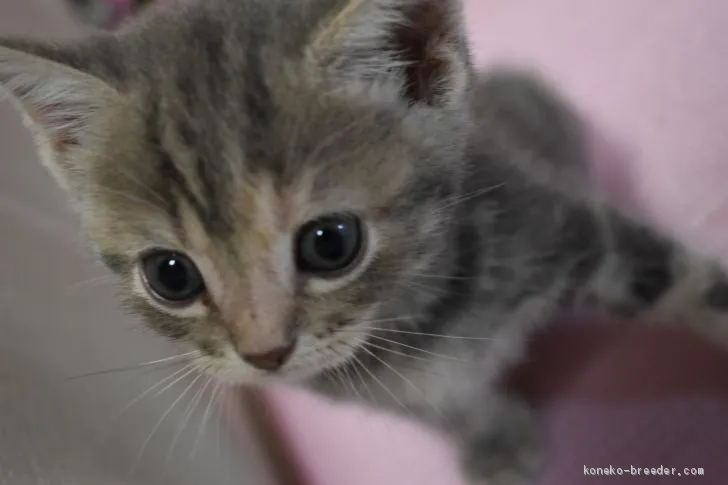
xmin=191 ymin=380 xmax=221 ymax=459
xmin=361 ymin=341 xmax=456 ymax=380
xmin=358 ymin=345 xmax=449 ymax=423
xmin=329 ymin=346 xmax=363 ymax=400
xmin=355 ymin=326 xmax=494 ymax=341
xmin=434 ymin=183 xmax=505 ymax=213
xmin=167 ymin=374 xmax=212 ymax=460
xmin=357 ymin=315 xmax=414 ymax=325
xmin=361 ymin=340 xmax=435 ymax=365
xmin=66 ymin=274 xmax=114 ymax=292
xmin=153 ymin=363 xmax=199 ymax=398
xmin=407 ymin=281 xmax=455 ymax=297
xmin=67 ymin=351 xmax=198 ymax=380
xmin=365 ymin=334 xmax=477 ymax=364
xmin=348 ymin=351 xmax=414 ymax=419
xmin=101 ymin=362 xmax=198 ymax=441
xmin=347 ymin=352 xmax=376 ymax=402
xmin=131 ymin=371 xmax=203 ymax=474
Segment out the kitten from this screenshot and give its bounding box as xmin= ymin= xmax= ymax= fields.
xmin=1 ymin=0 xmax=726 ymax=483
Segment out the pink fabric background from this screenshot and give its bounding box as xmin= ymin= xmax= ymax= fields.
xmin=267 ymin=1 xmax=728 ymax=484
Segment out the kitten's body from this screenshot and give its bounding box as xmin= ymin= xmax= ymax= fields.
xmin=1 ymin=1 xmax=727 ymax=484
xmin=311 ymin=75 xmax=728 ymax=481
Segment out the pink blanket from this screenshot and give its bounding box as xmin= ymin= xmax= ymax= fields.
xmin=268 ymin=1 xmax=728 ymax=484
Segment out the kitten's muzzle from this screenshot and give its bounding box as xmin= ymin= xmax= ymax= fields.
xmin=240 ymin=340 xmax=297 ymax=372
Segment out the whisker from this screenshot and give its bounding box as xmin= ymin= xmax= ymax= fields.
xmin=434 ymin=183 xmax=505 ymax=213
xmin=283 ymin=339 xmax=339 ymax=375
xmin=66 ymin=274 xmax=115 ymax=292
xmin=167 ymin=374 xmax=212 ymax=460
xmin=191 ymin=380 xmax=221 ymax=459
xmin=322 ymin=365 xmax=342 ymax=395
xmin=408 ymin=279 xmax=477 ymax=299
xmin=329 ymin=346 xmax=363 ymax=400
xmin=407 ymin=281 xmax=455 ymax=297
xmin=326 ymin=358 xmax=349 ymax=393
xmin=357 ymin=345 xmax=449 ymax=423
xmin=361 ymin=340 xmax=436 ymax=365
xmin=347 ymin=351 xmax=414 ymax=419
xmin=360 ymin=342 xmax=457 ymax=380
xmin=365 ymin=334 xmax=478 ymax=364
xmin=102 ymin=362 xmax=198 ymax=439
xmin=131 ymin=371 xmax=203 ymax=474
xmin=357 ymin=315 xmax=415 ymax=325
xmin=346 ymin=351 xmax=376 ymax=402
xmin=354 ymin=326 xmax=494 ymax=341
xmin=153 ymin=364 xmax=200 ymax=398
xmin=323 ymin=346 xmax=359 ymax=398
xmin=287 ymin=338 xmax=340 ymax=365
xmin=66 ymin=351 xmax=198 ymax=380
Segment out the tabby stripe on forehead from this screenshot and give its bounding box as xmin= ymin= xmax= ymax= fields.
xmin=145 ymin=97 xmax=209 ymax=230
xmin=240 ymin=32 xmax=276 ymax=165
xmin=175 ymin=118 xmax=218 ymax=218
xmin=191 ymin=16 xmax=227 ymax=111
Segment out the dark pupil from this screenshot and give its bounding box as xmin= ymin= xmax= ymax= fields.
xmin=313 ymin=225 xmax=347 ymax=263
xmin=297 ymin=216 xmax=362 ymax=274
xmin=158 ymin=257 xmax=189 ymax=293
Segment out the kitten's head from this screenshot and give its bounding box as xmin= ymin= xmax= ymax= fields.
xmin=0 ymin=0 xmax=473 ymax=383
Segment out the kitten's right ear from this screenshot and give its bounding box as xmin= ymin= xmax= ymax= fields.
xmin=0 ymin=40 xmax=121 ymax=199
xmin=306 ymin=0 xmax=472 ymax=108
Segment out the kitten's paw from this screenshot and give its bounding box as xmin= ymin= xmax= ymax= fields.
xmin=462 ymin=397 xmax=544 ymax=485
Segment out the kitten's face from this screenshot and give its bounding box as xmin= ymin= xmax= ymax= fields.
xmin=0 ymin=0 xmax=472 ymax=384
xmin=88 ymin=94 xmax=460 ymax=383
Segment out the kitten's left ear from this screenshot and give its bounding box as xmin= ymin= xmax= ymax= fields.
xmin=0 ymin=41 xmax=121 ymax=196
xmin=307 ymin=0 xmax=472 ymax=108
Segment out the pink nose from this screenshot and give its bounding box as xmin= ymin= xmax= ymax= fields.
xmin=241 ymin=341 xmax=296 ymax=372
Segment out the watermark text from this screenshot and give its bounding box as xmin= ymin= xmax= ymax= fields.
xmin=584 ymin=465 xmax=704 ymax=478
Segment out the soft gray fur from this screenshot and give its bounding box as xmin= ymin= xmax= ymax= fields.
xmin=1 ymin=1 xmax=727 ymax=484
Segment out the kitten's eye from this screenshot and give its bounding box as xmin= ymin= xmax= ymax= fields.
xmin=296 ymin=214 xmax=364 ymax=276
xmin=140 ymin=250 xmax=206 ymax=304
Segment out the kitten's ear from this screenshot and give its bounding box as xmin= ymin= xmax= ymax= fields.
xmin=0 ymin=41 xmax=121 ymax=196
xmin=307 ymin=0 xmax=472 ymax=107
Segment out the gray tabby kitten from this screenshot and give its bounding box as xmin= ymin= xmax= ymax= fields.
xmin=1 ymin=0 xmax=727 ymax=483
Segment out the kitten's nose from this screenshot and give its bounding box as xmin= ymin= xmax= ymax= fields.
xmin=241 ymin=341 xmax=296 ymax=372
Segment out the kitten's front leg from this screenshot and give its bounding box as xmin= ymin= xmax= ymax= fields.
xmin=460 ymin=393 xmax=544 ymax=485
